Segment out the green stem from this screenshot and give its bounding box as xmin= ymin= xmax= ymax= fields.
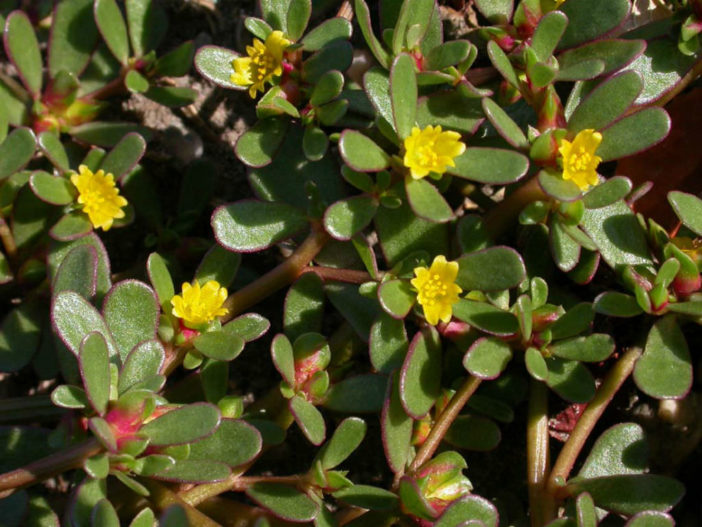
xmin=545 ymin=347 xmax=642 ymax=501
xmin=220 ymin=226 xmax=330 ymax=323
xmin=0 ymin=394 xmax=66 ymax=424
xmin=408 ymin=375 xmax=482 ymax=473
xmin=0 ymin=438 xmax=102 ymax=498
xmin=527 ymin=379 xmax=552 ymax=527
xmin=140 ymin=479 xmax=223 ymax=527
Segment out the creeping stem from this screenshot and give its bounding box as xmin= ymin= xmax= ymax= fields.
xmin=0 ymin=437 xmax=102 ymax=498
xmin=527 ymin=379 xmax=553 ymax=527
xmin=545 ymin=347 xmax=642 ymax=500
xmin=220 ymin=226 xmax=330 ymax=323
xmin=408 ymin=375 xmax=482 ymax=473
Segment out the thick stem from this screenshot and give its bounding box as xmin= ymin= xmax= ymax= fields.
xmin=299 ymin=266 xmax=373 ymax=284
xmin=546 ymin=347 xmax=642 ymax=500
xmin=0 ymin=394 xmax=66 ymax=424
xmin=140 ymin=479 xmax=223 ymax=527
xmin=0 ymin=438 xmax=102 ymax=498
xmin=527 ymin=380 xmax=552 ymax=527
xmin=484 ymin=175 xmax=547 ymax=240
xmin=220 ymin=226 xmax=330 ymax=323
xmin=408 ymin=375 xmax=482 ymax=473
xmin=0 ymin=216 xmax=18 ymax=263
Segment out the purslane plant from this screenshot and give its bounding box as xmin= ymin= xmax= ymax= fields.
xmin=2 ymin=0 xmax=702 ymax=526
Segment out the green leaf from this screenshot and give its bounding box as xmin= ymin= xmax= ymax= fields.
xmin=558 ymin=0 xmax=630 ymax=50
xmin=125 ymin=0 xmax=168 ymax=57
xmin=69 ymin=122 xmax=152 ymax=148
xmin=301 ymin=17 xmax=352 ymax=50
xmin=339 ymin=131 xmax=389 ymax=172
xmin=196 ymin=245 xmax=241 ymax=289
xmin=568 ymin=71 xmax=642 ymax=133
xmin=91 ymin=500 xmax=119 ymax=527
xmin=49 ymin=235 xmax=112 ymax=302
xmin=52 ymin=291 xmax=119 ymax=362
xmin=118 ymin=339 xmax=164 ymax=393
xmin=290 ymin=394 xmax=326 ymax=445
xmin=405 ymin=177 xmax=453 ymax=223
xmin=94 ymin=0 xmax=130 ymax=64
xmin=194 ymin=46 xmax=242 ymax=89
xmin=598 ymin=108 xmax=671 ymax=162
xmin=550 ymin=334 xmax=615 ymax=362
xmin=4 ymin=11 xmax=42 ymax=95
xmin=381 ymin=372 xmax=412 ymax=473
xmin=154 ymin=459 xmax=231 ymax=483
xmin=212 ymin=200 xmax=308 ymax=253
xmin=482 ymin=98 xmax=529 ymax=149
xmin=302 ymin=40 xmax=352 ymax=84
xmin=578 ymin=422 xmax=648 ymax=479
xmin=324 ymin=195 xmax=378 ymax=240
xmin=125 ymin=70 xmax=149 ymax=93
xmin=271 ymin=334 xmax=295 ymax=385
xmin=525 ymin=347 xmax=548 ymax=381
xmin=235 ymin=118 xmax=288 ymax=167
xmin=567 ymin=475 xmax=684 ymax=516
xmin=445 ymin=414 xmax=501 ymax=451
xmin=549 ymin=303 xmax=593 ymax=340
xmin=580 ymin=200 xmax=652 ymax=270
xmin=434 ymin=495 xmax=499 ymax=527
xmin=189 ymin=419 xmax=262 ymax=467
xmin=456 ymin=247 xmax=526 ymax=291
xmin=583 ymin=176 xmax=632 ymax=209
xmin=0 ymin=127 xmax=36 ymax=181
xmin=557 ymin=58 xmax=605 ymax=81
xmin=390 ymin=54 xmax=417 ymax=140
xmin=103 ymin=280 xmax=158 ymax=361
xmin=323 ymin=373 xmax=387 ymax=413
xmin=99 ymin=132 xmax=146 ymax=181
xmin=285 ymin=0 xmax=310 ymax=40
xmin=669 ymin=191 xmax=702 ymax=236
xmin=30 ymin=171 xmax=75 ymax=206
xmin=463 ymin=337 xmax=512 ymax=379
xmin=193 ymin=331 xmax=245 ymax=361
xmin=333 ymin=485 xmax=398 ymax=511
xmin=147 ymin=253 xmax=174 ymax=311
xmin=415 ymin=90 xmax=482 ymax=139
xmin=593 ymin=292 xmax=642 ymax=317
xmin=223 ymin=313 xmax=269 ymax=343
xmin=545 ymin=357 xmax=595 ymax=403
xmin=310 ymin=70 xmax=344 ymax=107
xmin=37 ymin=132 xmax=70 ymax=173
xmin=140 ymin=403 xmax=221 ymax=446
xmin=532 ymin=11 xmax=568 ymax=61
xmin=153 ymin=41 xmax=194 ymax=77
xmin=144 ymin=86 xmax=197 ymax=108
xmin=634 ymin=316 xmax=692 ymax=399
xmin=0 ymin=305 xmax=41 ymax=373
xmin=392 ymin=0 xmax=435 ymax=55
xmin=400 ymin=327 xmax=442 ymax=418
xmin=557 ymin=39 xmax=645 ymax=79
xmin=370 ymin=313 xmax=408 ymax=374
xmin=449 ymin=147 xmax=529 ymax=184
xmin=487 ymin=40 xmax=519 ymax=88
xmin=550 ymin=218 xmax=581 ymax=272
xmin=247 ymin=483 xmax=318 ymax=522
xmin=378 ymin=279 xmax=415 ymax=319
xmin=317 ymin=417 xmax=366 ymax=469
xmin=301 ymin=125 xmax=327 ymax=162
xmin=49 ymin=212 xmax=93 ymax=241
xmin=474 ymin=0 xmax=513 ymax=23
xmin=284 ymin=273 xmax=324 ymax=341
xmin=625 ymin=512 xmax=674 ymax=527
xmin=79 ymin=332 xmax=111 ymax=415
xmin=48 ymin=0 xmax=99 ymax=77
xmin=354 ymin=0 xmax=390 ymax=67
xmin=575 ymin=493 xmax=596 ymax=527
xmin=425 ymin=40 xmax=474 ymax=71
xmin=453 ymin=299 xmax=519 ymax=336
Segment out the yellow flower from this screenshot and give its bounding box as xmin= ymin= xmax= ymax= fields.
xmin=171 ymin=281 xmax=229 ymax=328
xmin=558 ymin=129 xmax=603 ymax=191
xmin=403 ymin=126 xmax=466 ymax=180
xmin=230 ymin=30 xmax=291 ymax=98
xmin=70 ymin=165 xmax=127 ymax=231
xmin=411 ymin=255 xmax=463 ymax=325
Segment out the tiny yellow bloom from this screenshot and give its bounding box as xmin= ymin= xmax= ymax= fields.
xmin=411 ymin=255 xmax=463 ymax=326
xmin=403 ymin=125 xmax=466 ymax=180
xmin=70 ymin=165 xmax=128 ymax=231
xmin=558 ymin=129 xmax=603 ymax=191
xmin=230 ymin=30 xmax=291 ymax=98
xmin=171 ymin=281 xmax=229 ymax=328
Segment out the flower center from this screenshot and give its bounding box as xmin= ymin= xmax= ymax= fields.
xmin=414 ymin=142 xmax=439 ymax=169
xmin=420 ymin=274 xmax=450 ymax=307
xmin=567 ymin=146 xmax=593 ymax=172
xmin=251 ymin=48 xmax=277 ymax=81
